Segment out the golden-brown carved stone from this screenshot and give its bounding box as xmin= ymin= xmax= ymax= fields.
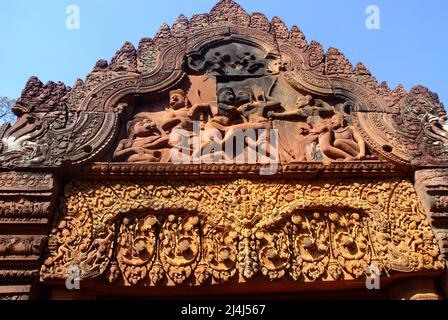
xmin=40 ymin=178 xmax=444 ymax=286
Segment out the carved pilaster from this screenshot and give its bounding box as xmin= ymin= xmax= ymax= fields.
xmin=0 ymin=172 xmax=57 ymax=300
xmin=415 ymin=169 xmax=448 ymax=297
xmin=415 ymin=170 xmax=448 ymax=258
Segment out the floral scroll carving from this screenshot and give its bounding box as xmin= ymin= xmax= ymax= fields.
xmin=41 ymin=178 xmax=444 ymax=286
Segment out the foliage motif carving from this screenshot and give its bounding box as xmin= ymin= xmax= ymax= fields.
xmin=41 ymin=178 xmax=444 ymax=286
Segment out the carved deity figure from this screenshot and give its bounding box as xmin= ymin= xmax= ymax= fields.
xmin=113 ymin=117 xmax=171 ymax=163
xmin=293 ymin=123 xmax=320 ymax=161
xmin=232 ymin=78 xmax=283 ymax=123
xmin=161 ymin=89 xmax=194 ymax=134
xmin=230 ymin=186 xmax=261 ymax=225
xmin=217 ymin=87 xmax=244 ymax=121
xmin=315 ymin=113 xmax=366 ymax=161
xmin=161 ymin=89 xmax=212 ymax=133
xmin=268 ymin=95 xmax=334 ymax=121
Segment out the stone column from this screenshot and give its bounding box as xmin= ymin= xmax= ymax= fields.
xmin=0 ymin=172 xmax=57 ymax=300
xmin=415 ymin=169 xmax=448 ymax=297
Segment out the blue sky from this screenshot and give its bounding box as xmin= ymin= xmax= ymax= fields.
xmin=0 ymin=0 xmax=447 ymax=107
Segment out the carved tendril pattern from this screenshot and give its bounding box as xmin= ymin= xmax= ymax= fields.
xmin=40 ymin=179 xmax=444 ymax=286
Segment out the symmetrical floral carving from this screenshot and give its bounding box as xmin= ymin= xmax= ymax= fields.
xmin=41 ymin=178 xmax=444 ymax=286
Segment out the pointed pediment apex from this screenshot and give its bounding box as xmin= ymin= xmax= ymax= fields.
xmin=409 ymin=85 xmax=429 ymax=96
xmin=381 ymin=83 xmax=408 ymax=107
xmin=137 ymin=37 xmax=156 ymax=73
xmin=93 ymin=59 xmax=109 ymax=72
xmin=138 ymin=37 xmax=153 ymax=48
xmin=171 ymin=14 xmax=188 ymax=38
xmin=209 ymin=0 xmax=250 ymax=27
xmin=354 ymin=62 xmax=371 ymax=76
xmin=408 ymin=85 xmax=439 ymax=104
xmin=249 ymin=12 xmax=270 ymax=31
xmin=354 ymin=62 xmax=377 ymax=89
xmin=306 ymin=40 xmax=325 ymax=73
xmin=23 ymin=76 xmax=44 ymax=94
xmin=110 ymin=42 xmax=137 ymax=73
xmin=289 ymin=25 xmax=307 ymax=49
xmin=15 ymin=76 xmax=70 ymax=115
xmin=189 ymin=14 xmax=210 ymax=31
xmin=174 ymin=14 xmax=189 ymax=24
xmin=117 ymin=41 xmax=136 ymax=52
xmin=270 ymin=16 xmax=289 ymax=39
xmin=325 ymin=47 xmax=354 ymax=77
xmin=393 ymin=83 xmax=407 ymax=94
xmin=154 ymin=23 xmax=172 ymax=40
xmin=74 ymin=78 xmax=84 ymax=89
xmin=378 ymin=81 xmax=391 ymax=93
xmin=393 ymin=83 xmax=408 ymax=96
xmin=210 ymin=0 xmax=246 ymax=16
xmin=171 ymin=15 xmax=189 ymax=37
xmin=407 ymin=85 xmax=445 ymax=116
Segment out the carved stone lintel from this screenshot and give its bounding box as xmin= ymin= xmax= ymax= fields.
xmin=41 ymin=178 xmax=444 ymax=287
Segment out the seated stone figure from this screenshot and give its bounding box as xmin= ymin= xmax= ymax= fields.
xmin=315 ymin=113 xmax=366 ymax=161
xmin=113 ymin=117 xmax=170 ymax=163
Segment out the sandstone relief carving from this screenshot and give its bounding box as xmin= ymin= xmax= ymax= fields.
xmin=0 ymin=0 xmax=446 ymax=300
xmin=41 ymin=178 xmax=444 ymax=286
xmin=112 ymin=53 xmax=370 ymax=165
xmin=0 ymin=0 xmax=446 ymax=169
xmin=187 ymin=42 xmax=282 ymax=76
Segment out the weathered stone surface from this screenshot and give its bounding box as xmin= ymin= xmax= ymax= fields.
xmin=0 ymin=0 xmax=446 ymax=299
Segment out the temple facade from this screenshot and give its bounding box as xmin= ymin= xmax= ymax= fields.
xmin=1 ymin=0 xmax=447 ymax=300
